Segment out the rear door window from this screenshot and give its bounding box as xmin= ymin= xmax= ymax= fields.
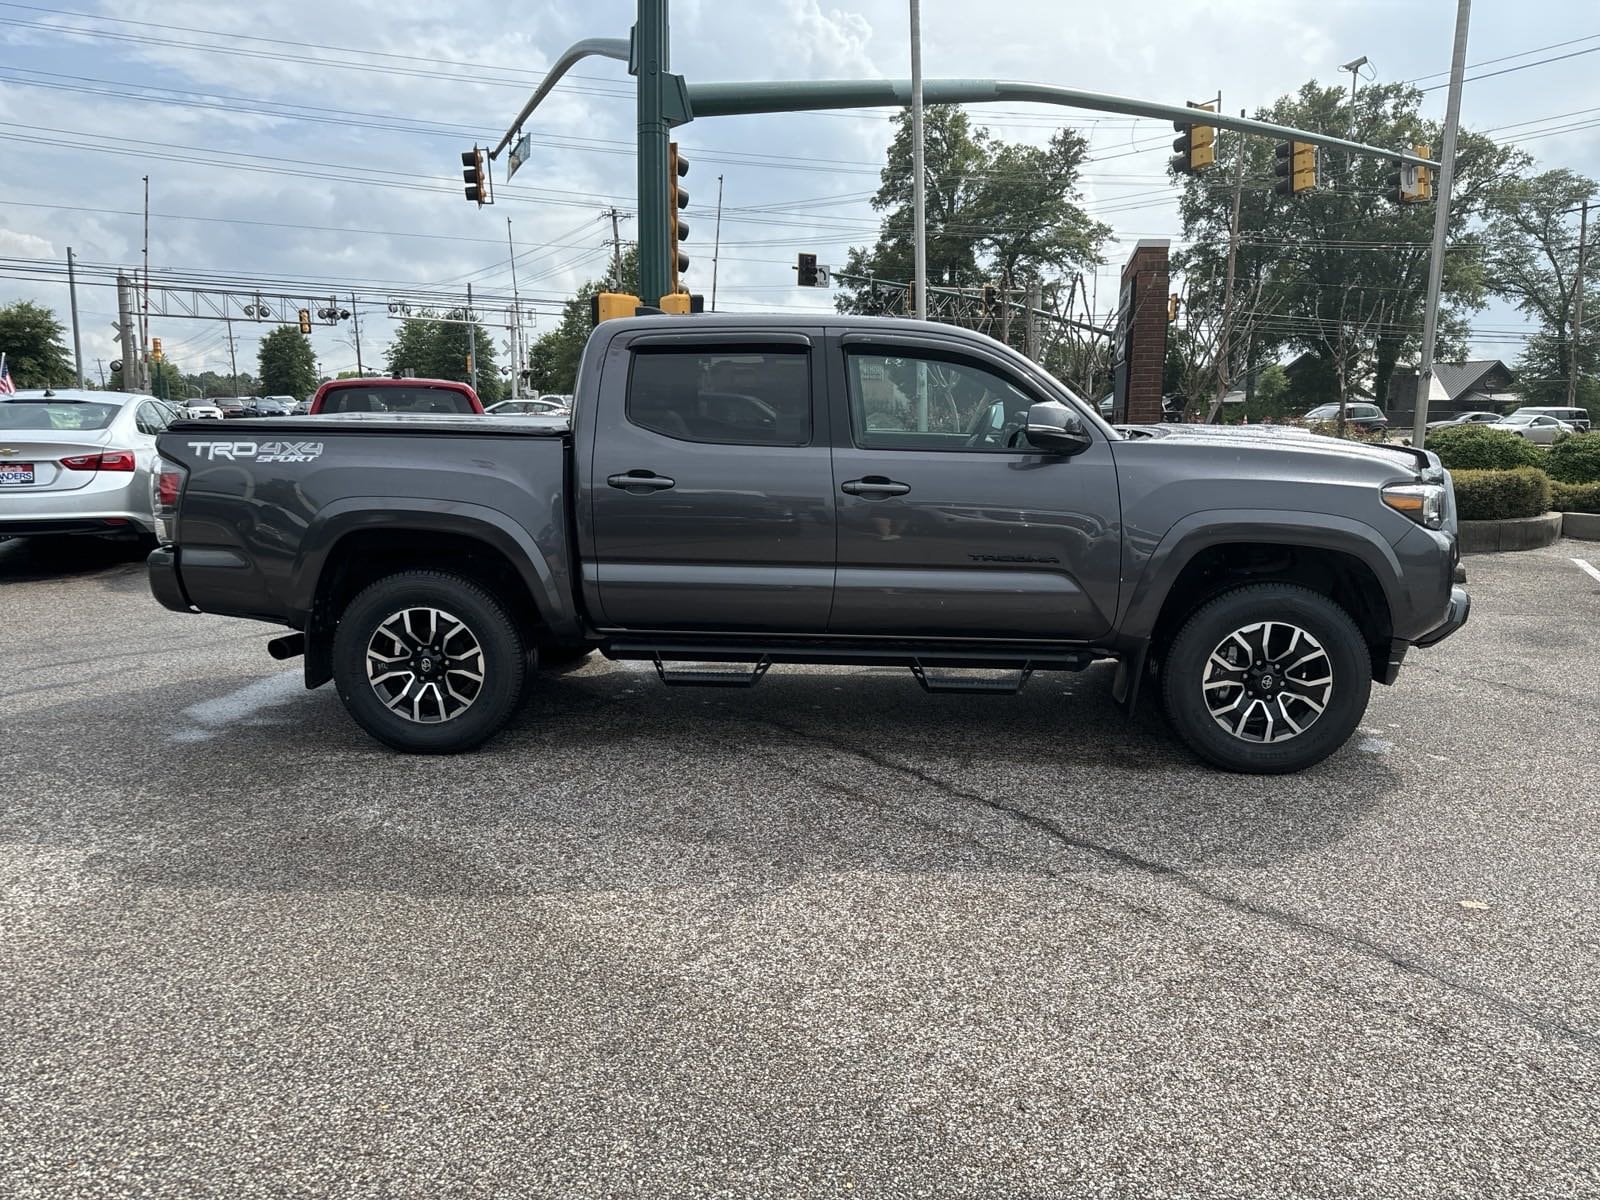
xmin=626 ymin=347 xmax=811 ymax=446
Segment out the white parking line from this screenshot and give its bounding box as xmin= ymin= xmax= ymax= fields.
xmin=1574 ymin=558 xmax=1600 ymax=585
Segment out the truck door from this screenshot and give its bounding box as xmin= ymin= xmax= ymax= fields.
xmin=826 ymin=332 xmax=1121 ymax=640
xmin=585 ymin=329 xmax=836 ymax=632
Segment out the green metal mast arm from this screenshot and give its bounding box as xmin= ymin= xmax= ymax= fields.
xmin=686 ymin=78 xmax=1435 ymax=168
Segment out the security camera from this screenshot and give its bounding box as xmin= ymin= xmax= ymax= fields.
xmin=1339 ymin=55 xmax=1369 ymax=73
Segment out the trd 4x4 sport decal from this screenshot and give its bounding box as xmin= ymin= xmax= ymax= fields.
xmin=185 ymin=441 xmax=325 ymax=464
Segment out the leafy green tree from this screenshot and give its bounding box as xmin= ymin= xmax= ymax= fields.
xmin=1174 ymin=81 xmax=1523 ymax=407
xmin=383 ymin=311 xmax=504 ymax=404
xmin=836 ymin=106 xmax=1109 ymax=350
xmin=257 ymin=326 xmax=318 ymax=399
xmin=1513 ymin=329 xmax=1600 ymax=420
xmin=527 ymin=246 xmax=639 ymax=395
xmin=0 ymin=300 xmax=75 ymax=388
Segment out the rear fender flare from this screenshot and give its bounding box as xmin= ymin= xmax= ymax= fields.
xmin=292 ymin=498 xmax=579 ymax=640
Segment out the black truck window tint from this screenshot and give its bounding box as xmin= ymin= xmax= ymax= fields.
xmin=627 ymin=348 xmax=811 ymax=447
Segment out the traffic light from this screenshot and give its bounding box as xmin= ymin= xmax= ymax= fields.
xmin=1413 ymin=144 xmax=1434 ymax=201
xmin=903 ymin=280 xmax=916 ymax=314
xmin=462 ymin=146 xmax=488 ymax=206
xmin=797 ymin=252 xmax=820 ymax=287
xmin=658 ymin=292 xmax=705 ymax=315
xmin=1171 ymin=101 xmax=1216 ymax=175
xmin=668 ymin=141 xmax=690 ymax=295
xmin=297 ymin=309 xmax=312 ymax=334
xmin=1274 ymin=140 xmax=1318 ymax=196
xmin=591 ymin=292 xmax=643 ymax=324
xmin=151 ymin=336 xmax=163 ymax=363
xmin=1167 ymin=294 xmax=1181 ymax=323
xmin=982 ymin=282 xmax=1001 ymax=314
xmin=1386 ymin=158 xmax=1429 ymax=205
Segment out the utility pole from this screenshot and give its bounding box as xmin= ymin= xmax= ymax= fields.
xmin=711 ymin=173 xmax=725 ymax=312
xmin=225 ymin=316 xmax=239 ymax=395
xmin=1570 ymin=198 xmax=1590 ymax=408
xmin=909 ymin=0 xmax=927 ymax=320
xmin=142 ymin=176 xmax=151 ymax=382
xmin=116 ymin=273 xmax=141 ymax=392
xmin=66 ymin=246 xmax=85 ymax=388
xmin=350 ymin=293 xmax=364 ymax=376
xmin=1413 ymin=0 xmax=1472 ymax=447
xmin=1209 ymin=108 xmax=1248 ymax=423
xmin=466 ymin=282 xmax=478 ymax=392
xmin=1025 ymin=279 xmax=1042 ymax=361
xmin=607 ymin=207 xmax=624 ymax=283
xmin=506 ymin=218 xmax=522 ymax=399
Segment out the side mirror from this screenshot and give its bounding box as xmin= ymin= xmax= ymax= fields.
xmin=1024 ymin=401 xmax=1093 ymax=456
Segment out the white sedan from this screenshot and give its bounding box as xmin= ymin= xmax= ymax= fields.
xmin=1494 ymin=411 xmax=1575 ymax=444
xmin=0 ymin=389 xmax=182 ymax=542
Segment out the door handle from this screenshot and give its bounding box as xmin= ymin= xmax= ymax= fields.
xmin=607 ymin=470 xmax=676 ymax=493
xmin=841 ymin=476 xmax=910 ymax=498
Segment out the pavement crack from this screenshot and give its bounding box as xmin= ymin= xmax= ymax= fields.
xmin=756 ymin=715 xmax=1600 ymax=1053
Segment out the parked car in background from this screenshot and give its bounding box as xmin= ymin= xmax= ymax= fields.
xmin=1512 ymin=405 xmax=1591 ymax=434
xmin=538 ymin=393 xmax=574 ymax=409
xmin=308 ymin=377 xmax=485 ymax=415
xmin=1302 ymin=402 xmax=1389 ymax=433
xmin=290 ymin=399 xmax=310 ymax=415
xmin=1494 ymin=411 xmax=1574 ymax=444
xmin=214 ymin=398 xmax=251 ymax=418
xmin=244 ymin=398 xmax=293 ymax=417
xmin=487 ymin=398 xmax=568 ymax=417
xmin=0 ymin=389 xmax=181 ymax=542
xmin=1426 ymin=411 xmax=1504 ymax=430
xmin=182 ymin=401 xmax=224 ymax=419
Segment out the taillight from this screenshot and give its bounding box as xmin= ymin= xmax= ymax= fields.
xmin=60 ymin=451 xmax=137 ymax=472
xmin=151 ymin=455 xmax=188 ymax=545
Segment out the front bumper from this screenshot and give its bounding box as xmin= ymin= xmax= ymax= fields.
xmin=147 ymin=545 xmax=194 ymax=613
xmin=1415 ymin=585 xmax=1471 ymax=648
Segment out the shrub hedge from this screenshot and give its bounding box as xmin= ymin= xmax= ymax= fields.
xmin=1424 ymin=424 xmax=1545 ymax=471
xmin=1544 ymin=432 xmax=1600 ymax=484
xmin=1552 ymin=480 xmax=1600 ymax=513
xmin=1451 ymin=468 xmax=1551 ymax=521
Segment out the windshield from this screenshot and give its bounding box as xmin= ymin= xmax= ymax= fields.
xmin=321 ymin=386 xmax=474 ymax=414
xmin=1501 ymin=412 xmax=1536 ymax=424
xmin=0 ymin=400 xmax=121 ymax=431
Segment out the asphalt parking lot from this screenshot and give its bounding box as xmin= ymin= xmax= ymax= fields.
xmin=2 ymin=536 xmax=1598 ymax=1199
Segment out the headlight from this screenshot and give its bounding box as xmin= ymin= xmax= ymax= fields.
xmin=1382 ymin=482 xmax=1446 ymax=530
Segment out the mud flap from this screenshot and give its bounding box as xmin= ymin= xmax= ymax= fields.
xmin=1111 ymin=645 xmax=1148 ymax=716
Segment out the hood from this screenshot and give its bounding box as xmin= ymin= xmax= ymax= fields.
xmin=1113 ymin=422 xmax=1434 ymax=475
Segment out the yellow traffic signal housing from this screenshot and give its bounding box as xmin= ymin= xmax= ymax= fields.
xmin=1171 ymin=101 xmax=1216 ymax=174
xmin=1274 ymin=141 xmax=1318 ymax=195
xmin=1167 ymin=294 xmax=1180 ymax=322
xmin=1414 ymin=144 xmax=1433 ymax=201
xmin=591 ymin=292 xmax=643 ymax=324
xmin=668 ymin=141 xmax=690 ymax=294
xmin=659 ymin=292 xmax=692 ymax=315
xmin=297 ymin=308 xmax=312 ymax=334
xmin=151 ymin=336 xmax=163 ymax=363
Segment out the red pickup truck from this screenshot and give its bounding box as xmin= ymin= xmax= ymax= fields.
xmin=308 ymin=377 xmax=484 ymax=415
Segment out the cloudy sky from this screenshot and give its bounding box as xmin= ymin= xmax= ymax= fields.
xmin=2 ymin=0 xmax=1597 ymax=384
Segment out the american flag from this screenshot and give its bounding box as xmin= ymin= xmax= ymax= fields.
xmin=0 ymin=353 xmax=13 ymax=394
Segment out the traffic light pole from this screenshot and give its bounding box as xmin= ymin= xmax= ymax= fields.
xmin=1411 ymin=0 xmax=1471 ymax=448
xmin=634 ymin=0 xmax=673 ymax=306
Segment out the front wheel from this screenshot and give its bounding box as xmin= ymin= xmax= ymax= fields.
xmin=332 ymin=570 xmax=525 ymax=753
xmin=1160 ymin=583 xmax=1371 ymax=774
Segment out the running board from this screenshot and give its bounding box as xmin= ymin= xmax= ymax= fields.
xmin=653 ymin=654 xmax=771 ymax=688
xmin=910 ymin=660 xmax=1034 ymax=695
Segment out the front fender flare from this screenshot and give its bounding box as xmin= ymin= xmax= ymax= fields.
xmin=1116 ymin=509 xmax=1403 ymax=643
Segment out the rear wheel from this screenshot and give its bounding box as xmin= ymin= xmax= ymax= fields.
xmin=1160 ymin=583 xmax=1371 ymax=774
xmin=332 ymin=570 xmax=525 ymax=753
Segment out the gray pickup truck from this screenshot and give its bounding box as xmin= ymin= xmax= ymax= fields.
xmin=148 ymin=315 xmax=1468 ymax=773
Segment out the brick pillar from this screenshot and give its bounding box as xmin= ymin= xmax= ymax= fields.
xmin=1112 ymin=239 xmax=1169 ymax=425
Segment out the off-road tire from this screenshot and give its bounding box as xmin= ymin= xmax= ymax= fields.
xmin=1160 ymin=582 xmax=1371 ymax=774
xmin=332 ymin=570 xmax=525 ymax=754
